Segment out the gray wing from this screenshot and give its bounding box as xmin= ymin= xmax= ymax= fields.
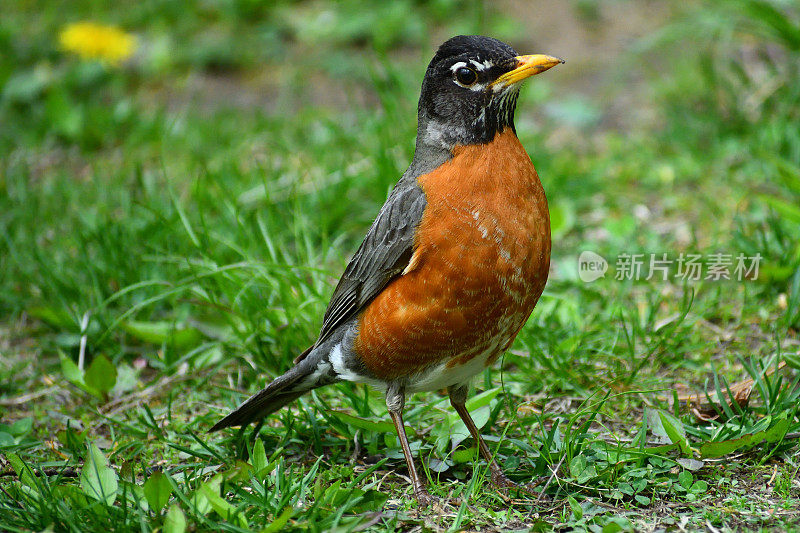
xmin=315 ymin=179 xmax=427 ymax=345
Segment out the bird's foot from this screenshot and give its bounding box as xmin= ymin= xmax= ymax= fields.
xmin=490 ymin=469 xmax=547 ymax=499
xmin=413 ymin=487 xmax=439 ymax=507
xmin=490 ymin=470 xmax=519 ymax=490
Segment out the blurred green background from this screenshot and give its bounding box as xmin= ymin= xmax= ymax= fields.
xmin=1 ymin=0 xmax=799 ymax=531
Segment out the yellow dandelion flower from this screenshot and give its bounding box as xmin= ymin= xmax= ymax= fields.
xmin=59 ymin=22 xmax=136 ymax=65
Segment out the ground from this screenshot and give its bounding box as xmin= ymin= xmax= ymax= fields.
xmin=1 ymin=1 xmax=799 ymax=531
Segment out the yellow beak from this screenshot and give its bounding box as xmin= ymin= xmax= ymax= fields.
xmin=491 ymin=54 xmax=564 ymax=88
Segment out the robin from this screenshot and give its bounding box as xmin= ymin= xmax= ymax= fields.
xmin=212 ymin=35 xmax=562 ymax=504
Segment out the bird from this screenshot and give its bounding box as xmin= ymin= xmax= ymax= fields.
xmin=211 ymin=35 xmax=562 ymax=505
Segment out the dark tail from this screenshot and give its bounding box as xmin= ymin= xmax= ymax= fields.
xmin=210 ymin=347 xmax=333 ymax=431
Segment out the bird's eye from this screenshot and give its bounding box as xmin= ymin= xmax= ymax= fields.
xmin=454 ymin=66 xmax=478 ymax=86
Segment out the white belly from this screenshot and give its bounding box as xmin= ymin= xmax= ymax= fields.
xmin=406 ymin=346 xmax=497 ymax=392
xmin=327 ymin=337 xmax=502 ymax=393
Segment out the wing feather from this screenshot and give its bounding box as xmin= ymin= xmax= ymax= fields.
xmin=316 ymin=180 xmax=427 ymax=344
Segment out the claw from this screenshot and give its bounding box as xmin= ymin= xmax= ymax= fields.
xmin=414 ymin=488 xmax=438 ymax=507
xmin=491 ymin=470 xmax=519 ymax=490
xmin=490 ymin=469 xmax=547 ymax=499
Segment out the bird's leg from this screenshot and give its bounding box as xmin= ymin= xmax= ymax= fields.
xmin=448 ymin=385 xmax=518 ymax=491
xmin=386 ymin=384 xmax=435 ymax=506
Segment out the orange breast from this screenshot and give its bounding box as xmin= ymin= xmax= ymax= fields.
xmin=354 ymin=129 xmax=551 ymax=380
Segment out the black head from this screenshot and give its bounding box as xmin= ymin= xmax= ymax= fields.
xmin=415 ymin=35 xmax=562 ymax=150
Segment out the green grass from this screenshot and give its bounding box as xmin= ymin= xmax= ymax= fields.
xmin=2 ymin=0 xmax=800 ymax=531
